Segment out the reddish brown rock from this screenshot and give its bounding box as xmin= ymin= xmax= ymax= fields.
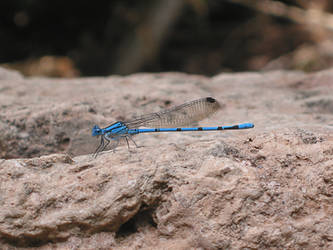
xmin=0 ymin=67 xmax=332 ymax=249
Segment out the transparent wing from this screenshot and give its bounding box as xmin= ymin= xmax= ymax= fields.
xmin=125 ymin=97 xmax=221 ymax=128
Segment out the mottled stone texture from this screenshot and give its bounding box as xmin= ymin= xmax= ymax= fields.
xmin=0 ymin=67 xmax=332 ymax=249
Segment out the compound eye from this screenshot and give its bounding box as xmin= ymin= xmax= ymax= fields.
xmin=92 ymin=125 xmax=102 ymax=136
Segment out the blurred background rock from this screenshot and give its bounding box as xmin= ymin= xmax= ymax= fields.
xmin=1 ymin=0 xmax=333 ymax=77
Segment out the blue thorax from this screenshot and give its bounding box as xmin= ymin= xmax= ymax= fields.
xmin=92 ymin=122 xmax=129 ymax=137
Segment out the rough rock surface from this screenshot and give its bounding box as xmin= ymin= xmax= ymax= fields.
xmin=0 ymin=67 xmax=332 ymax=249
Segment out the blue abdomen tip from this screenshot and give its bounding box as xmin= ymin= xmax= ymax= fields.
xmin=239 ymin=123 xmax=254 ymax=129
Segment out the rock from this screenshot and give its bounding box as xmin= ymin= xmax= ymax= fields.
xmin=0 ymin=67 xmax=332 ymax=249
xmin=0 ymin=66 xmax=23 ymax=80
